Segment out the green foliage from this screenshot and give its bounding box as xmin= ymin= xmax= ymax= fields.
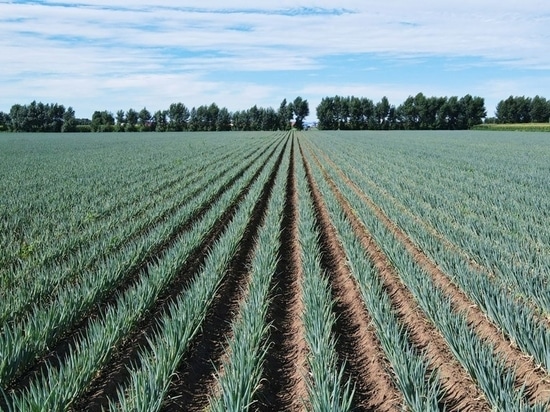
xmin=112 ymin=136 xmax=286 ymax=412
xmin=495 ymin=95 xmax=550 ymax=123
xmin=304 ymin=130 xmax=550 ymax=410
xmin=472 ymin=123 xmax=550 ymax=132
xmin=292 ymin=96 xmax=309 ymax=130
xmin=91 ymin=110 xmax=115 ymax=132
xmin=9 ymin=101 xmax=66 ymax=132
xmin=209 ymin=137 xmax=290 ymax=412
xmin=316 ymin=94 xmax=486 ymax=130
xmin=295 ymin=144 xmax=354 ymax=412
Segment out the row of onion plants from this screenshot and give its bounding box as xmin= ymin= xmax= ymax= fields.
xmin=309 ymin=135 xmax=550 ymax=373
xmin=0 ymin=133 xmax=240 ymax=280
xmin=108 ymin=137 xmax=288 ymax=411
xmin=0 ymin=136 xmax=283 ymax=388
xmin=301 ymin=143 xmax=442 ymax=411
xmin=207 ymin=140 xmax=290 ymax=411
xmin=315 ymin=132 xmax=549 ymax=317
xmin=2 ymin=136 xmax=287 ymax=410
xmin=304 ymin=138 xmax=547 ymax=411
xmin=1 ymin=140 xmax=272 ymax=327
xmin=295 ymin=144 xmax=354 ymax=411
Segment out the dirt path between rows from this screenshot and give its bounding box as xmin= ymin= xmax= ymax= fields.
xmin=302 ymin=142 xmax=491 ymax=411
xmin=253 ymin=137 xmax=308 ymax=411
xmin=299 ymin=141 xmax=404 ymax=411
xmin=307 ymin=141 xmax=550 ymax=406
xmin=161 ymin=138 xmax=288 ymax=411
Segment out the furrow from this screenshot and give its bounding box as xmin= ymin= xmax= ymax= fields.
xmin=309 ymin=141 xmax=550 ymax=406
xmin=160 ymin=136 xmax=288 ymax=411
xmin=298 ymin=140 xmax=405 ymax=411
xmin=302 ymin=140 xmax=490 ymax=412
xmin=252 ymin=136 xmax=308 ymax=412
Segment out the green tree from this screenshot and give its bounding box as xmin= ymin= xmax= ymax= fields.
xmin=168 ymin=102 xmax=189 ymax=131
xmin=9 ymin=104 xmax=26 ymax=131
xmin=437 ymin=96 xmax=461 ymax=130
xmin=207 ymin=103 xmax=220 ymax=131
xmin=216 ymin=107 xmax=231 ymax=131
xmin=316 ymin=97 xmax=337 ymax=130
xmin=153 ymin=110 xmax=168 ymax=132
xmin=375 ymin=96 xmax=391 ymax=129
xmin=62 ymin=106 xmax=77 ymax=132
xmin=292 ymin=96 xmax=309 ymax=130
xmin=91 ymin=110 xmax=115 ymax=132
xmin=115 ymin=110 xmax=126 ymax=132
xmin=459 ymin=95 xmax=486 ymax=128
xmin=495 ymin=96 xmax=528 ymax=123
xmin=0 ymin=111 xmax=10 ymax=131
xmin=138 ymin=107 xmax=152 ymax=131
xmin=261 ymin=107 xmax=279 ymax=131
xmin=530 ymin=95 xmax=549 ymax=123
xmin=125 ymin=108 xmax=138 ymax=132
xmin=278 ymin=99 xmax=293 ymax=130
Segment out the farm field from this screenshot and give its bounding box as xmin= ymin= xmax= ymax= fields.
xmin=1 ymin=130 xmax=549 ymax=411
xmin=473 ymin=123 xmax=550 ymax=132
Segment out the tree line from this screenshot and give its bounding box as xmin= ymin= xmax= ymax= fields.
xmin=490 ymin=95 xmax=550 ymax=124
xmin=1 ymin=94 xmax=549 ymax=133
xmin=316 ymin=93 xmax=487 ymax=130
xmin=0 ymin=97 xmax=309 ymax=133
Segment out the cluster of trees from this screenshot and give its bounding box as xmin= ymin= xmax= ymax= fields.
xmin=492 ymin=95 xmax=550 ymax=124
xmin=1 ymin=101 xmax=79 ymax=132
xmin=316 ymin=93 xmax=487 ymax=130
xmin=2 ymin=93 xmax=549 ymax=133
xmin=0 ymin=97 xmax=310 ymax=133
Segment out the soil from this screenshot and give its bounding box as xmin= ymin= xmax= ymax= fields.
xmin=253 ymin=137 xmax=309 ymax=411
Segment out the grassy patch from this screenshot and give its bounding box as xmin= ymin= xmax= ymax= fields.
xmin=473 ymin=123 xmax=550 ymax=132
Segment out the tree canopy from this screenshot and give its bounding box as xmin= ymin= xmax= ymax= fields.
xmin=316 ymin=93 xmax=487 ymax=130
xmin=494 ymin=95 xmax=550 ymax=124
xmin=0 ymin=97 xmax=309 ymax=133
xmin=1 ymin=93 xmax=549 ymax=133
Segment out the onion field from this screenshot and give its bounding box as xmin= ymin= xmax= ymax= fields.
xmin=1 ymin=130 xmax=549 ymax=411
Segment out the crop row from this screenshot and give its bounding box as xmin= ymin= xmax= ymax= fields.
xmin=302 ymin=132 xmax=550 ymax=410
xmin=0 ymin=132 xmax=287 ymax=410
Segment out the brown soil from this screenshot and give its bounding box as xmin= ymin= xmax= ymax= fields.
xmin=160 ymin=136 xmax=288 ymax=411
xmin=307 ymin=142 xmax=550 ymax=406
xmin=298 ymin=141 xmax=404 ymax=411
xmin=302 ymin=142 xmax=491 ymax=412
xmin=253 ymin=136 xmax=308 ymax=411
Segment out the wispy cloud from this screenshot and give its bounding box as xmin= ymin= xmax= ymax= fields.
xmin=1 ymin=0 xmax=549 ymax=117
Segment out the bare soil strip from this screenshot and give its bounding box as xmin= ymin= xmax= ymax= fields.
xmin=252 ymin=137 xmax=308 ymax=412
xmin=302 ymin=142 xmax=491 ymax=412
xmin=160 ymin=139 xmax=288 ymax=411
xmin=308 ymin=143 xmax=550 ymax=406
xmin=298 ymin=142 xmax=404 ymax=412
xmin=3 ymin=140 xmax=285 ymax=411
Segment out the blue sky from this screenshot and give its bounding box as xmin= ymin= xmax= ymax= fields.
xmin=1 ymin=0 xmax=549 ymax=120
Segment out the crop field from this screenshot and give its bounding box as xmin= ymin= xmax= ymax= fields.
xmin=1 ymin=130 xmax=549 ymax=411
xmin=473 ymin=123 xmax=550 ymax=132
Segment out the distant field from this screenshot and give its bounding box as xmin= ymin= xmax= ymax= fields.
xmin=473 ymin=122 xmax=550 ymax=131
xmin=1 ymin=131 xmax=549 ymax=411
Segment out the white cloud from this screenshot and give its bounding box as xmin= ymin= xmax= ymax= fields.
xmin=1 ymin=0 xmax=549 ymax=117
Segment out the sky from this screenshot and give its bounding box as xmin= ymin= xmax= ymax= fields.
xmin=1 ymin=0 xmax=550 ymax=120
